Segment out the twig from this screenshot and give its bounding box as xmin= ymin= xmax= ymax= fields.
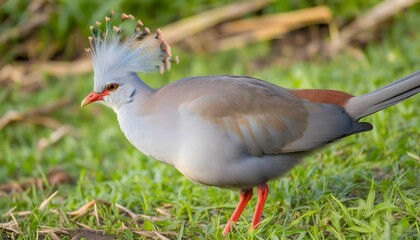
xmin=153 ymin=231 xmax=171 ymax=240
xmin=216 ymin=6 xmax=332 ymax=52
xmin=220 ymin=6 xmax=332 ymax=34
xmin=180 ymin=6 xmax=333 ymax=52
xmin=67 ymin=200 xmax=98 ymax=219
xmin=132 ymin=230 xmax=177 ymax=239
xmin=0 ymin=220 xmax=19 ymax=235
xmin=0 ymin=59 xmax=91 ymax=89
xmin=0 ymin=97 xmax=71 ymax=130
xmin=0 ymin=64 xmax=45 ymax=93
xmin=116 ymin=203 xmax=139 ymax=220
xmin=155 ymin=207 xmax=171 ymax=217
xmin=160 ymin=0 xmax=274 ymax=44
xmin=0 ymin=168 xmax=73 ymax=193
xmin=39 ymin=191 xmax=59 ymax=211
xmin=26 ymin=116 xmax=65 ymax=129
xmin=35 ymin=59 xmax=92 ymax=77
xmin=326 ymin=0 xmax=418 ymax=56
xmin=37 ymin=125 xmax=79 ymax=151
xmin=2 ymin=207 xmax=17 ymax=218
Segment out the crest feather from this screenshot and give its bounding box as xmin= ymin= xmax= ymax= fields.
xmin=86 ymin=12 xmax=178 ymax=81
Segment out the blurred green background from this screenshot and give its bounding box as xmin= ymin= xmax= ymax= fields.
xmin=1 ymin=0 xmax=419 ymax=239
xmin=0 ymin=0 xmax=402 ymax=64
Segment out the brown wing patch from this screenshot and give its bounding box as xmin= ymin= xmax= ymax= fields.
xmin=291 ymin=89 xmax=354 ymax=106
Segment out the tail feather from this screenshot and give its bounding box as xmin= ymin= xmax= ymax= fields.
xmin=345 ymin=71 xmax=420 ymax=120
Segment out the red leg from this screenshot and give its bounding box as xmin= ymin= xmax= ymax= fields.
xmin=251 ymin=183 xmax=269 ymax=230
xmin=223 ymin=188 xmax=253 ymax=235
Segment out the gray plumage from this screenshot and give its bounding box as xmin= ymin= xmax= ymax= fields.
xmin=345 ymin=71 xmax=420 ymax=120
xmin=81 ymin=13 xmax=419 ymax=235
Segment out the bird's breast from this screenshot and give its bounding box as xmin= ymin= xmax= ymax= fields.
xmin=116 ymin=106 xmax=303 ymax=188
xmin=117 ymin=111 xmax=180 ymax=165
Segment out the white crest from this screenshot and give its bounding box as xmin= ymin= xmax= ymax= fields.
xmin=86 ymin=12 xmax=179 ymax=91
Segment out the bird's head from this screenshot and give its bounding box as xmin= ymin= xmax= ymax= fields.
xmin=81 ymin=12 xmax=179 ymax=110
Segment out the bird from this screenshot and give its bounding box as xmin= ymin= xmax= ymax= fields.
xmin=81 ymin=13 xmax=420 ymax=235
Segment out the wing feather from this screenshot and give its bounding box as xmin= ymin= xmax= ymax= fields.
xmin=144 ymin=75 xmax=363 ymax=156
xmin=181 ymin=76 xmax=310 ymax=156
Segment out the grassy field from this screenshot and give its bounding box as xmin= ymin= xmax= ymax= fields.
xmin=1 ymin=3 xmax=420 ymax=240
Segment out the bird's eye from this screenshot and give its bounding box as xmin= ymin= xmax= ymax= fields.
xmin=107 ymin=83 xmax=118 ymax=91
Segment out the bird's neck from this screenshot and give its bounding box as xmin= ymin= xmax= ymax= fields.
xmin=132 ymin=73 xmax=155 ymax=101
xmin=114 ymin=73 xmax=155 ymax=113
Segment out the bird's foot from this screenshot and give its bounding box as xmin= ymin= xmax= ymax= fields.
xmin=222 ymin=188 xmax=253 ymax=235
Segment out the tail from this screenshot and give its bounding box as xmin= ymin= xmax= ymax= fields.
xmin=345 ymin=71 xmax=420 ymax=120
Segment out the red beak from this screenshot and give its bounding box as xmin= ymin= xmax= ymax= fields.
xmin=81 ymin=91 xmax=108 ymax=107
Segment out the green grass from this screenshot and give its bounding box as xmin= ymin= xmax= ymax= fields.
xmin=1 ymin=4 xmax=420 ymax=240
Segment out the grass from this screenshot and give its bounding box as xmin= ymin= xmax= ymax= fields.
xmin=1 ymin=4 xmax=420 ymax=240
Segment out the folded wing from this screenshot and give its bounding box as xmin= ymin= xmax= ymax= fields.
xmin=144 ymin=76 xmax=370 ymax=156
xmin=182 ymin=76 xmax=367 ymax=156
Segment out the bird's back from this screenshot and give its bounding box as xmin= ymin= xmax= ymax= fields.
xmin=142 ymin=75 xmax=370 ymax=154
